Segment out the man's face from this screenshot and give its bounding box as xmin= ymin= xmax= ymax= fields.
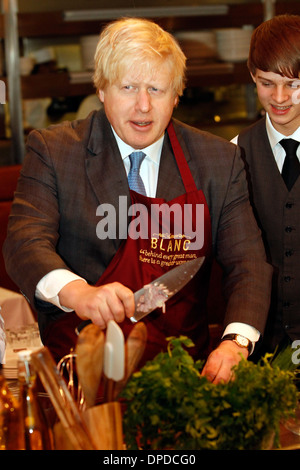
xmin=99 ymin=61 xmax=178 ymax=149
xmin=251 ymin=69 xmax=300 ymax=135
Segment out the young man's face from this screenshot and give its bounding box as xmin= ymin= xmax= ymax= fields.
xmin=98 ymin=61 xmax=178 ymax=149
xmin=251 ymin=69 xmax=300 ymax=135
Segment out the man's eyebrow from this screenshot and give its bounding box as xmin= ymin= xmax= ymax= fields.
xmin=257 ymin=75 xmax=273 ymax=81
xmin=257 ymin=74 xmax=300 ymax=83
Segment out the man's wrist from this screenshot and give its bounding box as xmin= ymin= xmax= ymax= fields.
xmin=220 ymin=333 xmax=253 ymax=354
xmin=36 ymin=269 xmax=87 ymax=311
xmin=222 ymin=322 xmax=260 ymax=355
xmin=58 ymin=279 xmax=89 ymax=311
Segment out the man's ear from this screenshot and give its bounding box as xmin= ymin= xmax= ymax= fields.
xmin=98 ymin=90 xmax=105 ymax=103
xmin=250 ymin=71 xmax=257 ymax=84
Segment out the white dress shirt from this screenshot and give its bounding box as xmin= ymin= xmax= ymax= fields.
xmin=112 ymin=127 xmax=163 ymax=198
xmin=231 ymin=113 xmax=300 ymax=170
xmin=265 ymin=113 xmax=300 ymax=170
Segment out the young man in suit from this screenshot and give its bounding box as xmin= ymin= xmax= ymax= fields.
xmin=236 ymin=14 xmax=300 ymax=357
xmin=3 ymin=18 xmax=272 ymax=382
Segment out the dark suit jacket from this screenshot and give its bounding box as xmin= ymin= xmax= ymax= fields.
xmin=239 ymin=117 xmax=300 ymax=350
xmin=3 ymin=109 xmax=272 ymax=338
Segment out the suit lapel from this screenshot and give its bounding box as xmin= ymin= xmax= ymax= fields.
xmin=84 ymin=112 xmax=131 ymax=250
xmin=85 ymin=112 xmax=131 ymax=209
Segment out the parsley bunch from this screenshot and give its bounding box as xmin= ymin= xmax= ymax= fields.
xmin=121 ymin=336 xmax=298 ymax=450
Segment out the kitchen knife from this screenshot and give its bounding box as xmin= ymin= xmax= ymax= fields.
xmin=130 ymin=256 xmax=205 ymax=323
xmin=75 ymin=256 xmax=205 ymax=333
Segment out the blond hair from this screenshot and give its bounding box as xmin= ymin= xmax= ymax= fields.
xmin=93 ymin=17 xmax=186 ymax=96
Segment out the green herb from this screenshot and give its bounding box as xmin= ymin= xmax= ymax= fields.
xmin=121 ymin=336 xmax=299 ymax=450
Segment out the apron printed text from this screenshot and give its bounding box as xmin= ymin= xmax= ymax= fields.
xmin=139 ymin=247 xmax=198 ymax=268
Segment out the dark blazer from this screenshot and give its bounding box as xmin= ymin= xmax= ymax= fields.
xmin=239 ymin=117 xmax=300 ymax=351
xmin=3 ymin=109 xmax=272 ymax=338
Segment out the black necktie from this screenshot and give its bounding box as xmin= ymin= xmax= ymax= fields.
xmin=127 ymin=151 xmax=147 ymax=195
xmin=280 ymin=139 xmax=300 ymax=191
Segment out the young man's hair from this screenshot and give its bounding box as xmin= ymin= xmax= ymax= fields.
xmin=248 ymin=14 xmax=300 ymax=78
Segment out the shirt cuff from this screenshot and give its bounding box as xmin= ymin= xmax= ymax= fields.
xmin=35 ymin=269 xmax=87 ymax=312
xmin=222 ymin=322 xmax=260 ymax=353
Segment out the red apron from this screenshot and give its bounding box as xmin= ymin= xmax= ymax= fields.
xmin=43 ymin=122 xmax=212 ymax=365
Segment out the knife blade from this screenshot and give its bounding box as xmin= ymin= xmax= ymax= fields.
xmin=130 ymin=256 xmax=205 ymax=323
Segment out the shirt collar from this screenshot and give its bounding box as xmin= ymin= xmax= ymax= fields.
xmin=266 ymin=113 xmax=300 ymax=150
xmin=111 ymin=127 xmax=164 ymax=166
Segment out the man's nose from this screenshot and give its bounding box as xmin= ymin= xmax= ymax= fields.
xmin=273 ymin=85 xmax=289 ymax=103
xmin=136 ymin=89 xmax=152 ymax=112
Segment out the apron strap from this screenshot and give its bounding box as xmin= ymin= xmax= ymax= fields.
xmin=167 ymin=121 xmax=198 ymax=193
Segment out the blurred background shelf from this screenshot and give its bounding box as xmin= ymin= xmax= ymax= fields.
xmin=1 ymin=1 xmax=300 ymax=164
xmin=1 ymin=1 xmax=300 ymax=39
xmin=0 ymin=62 xmax=252 ymax=100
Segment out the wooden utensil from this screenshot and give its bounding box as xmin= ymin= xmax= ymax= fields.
xmin=30 ymin=347 xmax=96 ymax=450
xmin=75 ymin=323 xmax=105 ymax=408
xmin=54 ymin=401 xmax=124 ymax=450
xmin=82 ymin=402 xmax=124 ymax=450
xmin=113 ymin=322 xmax=147 ymax=399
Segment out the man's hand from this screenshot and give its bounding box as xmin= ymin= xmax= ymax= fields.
xmin=201 ymin=340 xmax=249 ymax=384
xmin=58 ymin=280 xmax=135 ymax=328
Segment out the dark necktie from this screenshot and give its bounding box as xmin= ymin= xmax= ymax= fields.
xmin=127 ymin=151 xmax=147 ymax=195
xmin=280 ymin=138 xmax=300 ymax=191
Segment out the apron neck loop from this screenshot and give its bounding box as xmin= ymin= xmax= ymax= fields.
xmin=167 ymin=121 xmax=198 ymax=193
